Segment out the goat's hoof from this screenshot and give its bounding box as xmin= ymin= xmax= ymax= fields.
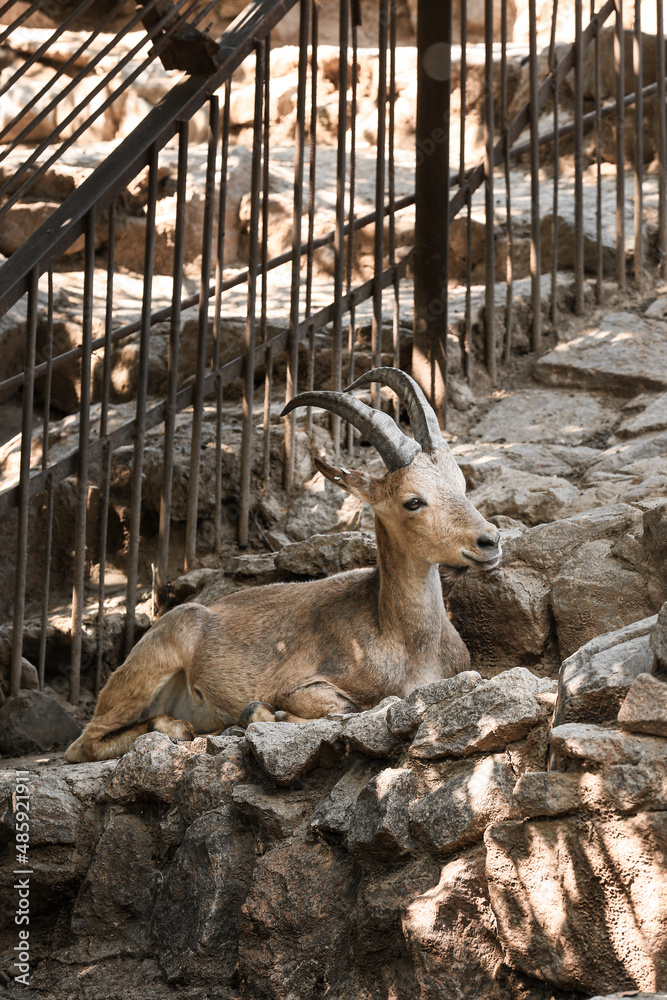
xmin=274 ymin=711 xmax=290 ymax=722
xmin=149 ymin=715 xmax=197 ymax=742
xmin=65 ymin=735 xmax=87 ymax=763
xmin=238 ymin=701 xmax=275 ymax=727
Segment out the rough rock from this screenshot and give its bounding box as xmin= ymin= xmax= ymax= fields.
xmin=244 ymin=718 xmax=343 ymax=785
xmin=238 ymin=841 xmax=356 ymax=999
xmin=0 ymin=689 xmax=81 ymax=754
xmin=153 ymin=806 xmax=255 ymax=985
xmin=0 ymin=771 xmax=82 ymax=844
xmin=652 ymin=601 xmax=667 ymax=669
xmin=486 ymin=813 xmax=667 ymax=993
xmin=310 ymin=758 xmax=381 ymax=835
xmin=340 ymin=696 xmax=401 ymax=757
xmin=501 ymin=502 xmax=643 ymax=574
xmin=102 ymin=731 xmax=208 ymax=805
xmin=553 ymin=615 xmax=657 ymax=727
xmin=402 ymin=847 xmax=505 ymax=1000
xmin=549 ymin=722 xmax=667 ymax=766
xmin=534 ymin=311 xmax=667 ymax=394
xmin=453 ymin=440 xmax=604 ymax=486
xmin=467 ymin=466 xmax=594 ymax=526
xmin=70 ymin=812 xmax=157 ymax=956
xmin=274 ymin=529 xmax=377 ymax=576
xmin=386 ymin=671 xmax=483 ymax=737
xmin=231 ymin=783 xmax=307 ymax=838
xmin=551 ymin=539 xmax=655 ymax=659
xmin=410 ymin=755 xmax=518 ymax=855
xmin=471 ymin=388 xmax=616 ymax=446
xmin=514 ymin=761 xmax=667 ymax=819
xmin=618 ymin=672 xmax=667 ymax=737
xmin=408 ymin=667 xmax=550 ymax=759
xmin=448 ymin=566 xmax=551 ymax=667
xmin=347 ymin=766 xmax=416 ymax=861
xmin=614 ymin=391 xmax=667 ymax=439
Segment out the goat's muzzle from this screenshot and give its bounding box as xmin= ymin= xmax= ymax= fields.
xmin=461 ymin=529 xmax=502 ymax=570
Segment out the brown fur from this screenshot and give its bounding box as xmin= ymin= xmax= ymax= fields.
xmin=65 ymin=448 xmax=500 ymax=762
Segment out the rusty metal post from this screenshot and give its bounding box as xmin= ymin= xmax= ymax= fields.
xmin=413 ymin=0 xmax=452 ymax=423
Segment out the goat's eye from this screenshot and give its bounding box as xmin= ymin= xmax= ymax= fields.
xmin=403 ymin=497 xmax=425 ymax=511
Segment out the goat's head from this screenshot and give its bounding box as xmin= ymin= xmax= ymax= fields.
xmin=282 ymin=367 xmax=501 ymax=570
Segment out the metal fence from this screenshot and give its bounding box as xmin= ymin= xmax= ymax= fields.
xmin=0 ymin=0 xmax=665 ymax=707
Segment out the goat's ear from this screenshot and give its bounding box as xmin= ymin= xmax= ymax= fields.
xmin=314 ymin=456 xmax=374 ymax=500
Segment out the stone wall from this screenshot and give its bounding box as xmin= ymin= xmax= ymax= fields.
xmin=1 ymin=610 xmax=667 ymax=999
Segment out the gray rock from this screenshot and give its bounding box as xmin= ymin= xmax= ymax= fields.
xmin=549 ymin=722 xmax=667 ymax=766
xmin=225 ymin=551 xmax=280 ymax=584
xmin=516 ymin=761 xmax=667 ymax=819
xmin=513 ymin=771 xmax=583 ymax=818
xmin=0 ymin=772 xmax=83 ymax=845
xmin=410 ymin=754 xmax=518 ymax=854
xmin=153 ymin=806 xmax=255 ymax=985
xmin=553 ymin=617 xmax=657 ymax=727
xmin=70 ymin=812 xmax=157 ymax=956
xmin=340 ymin=698 xmax=401 ymax=757
xmin=102 ymin=731 xmax=208 ymax=805
xmin=651 ymin=602 xmax=667 ymax=669
xmin=402 ymin=846 xmax=505 ymax=1000
xmin=0 ymin=690 xmax=81 ymax=754
xmin=347 ymin=766 xmax=416 ymax=861
xmin=274 ymin=530 xmax=377 ymax=576
xmin=618 ymin=672 xmax=667 ymax=737
xmin=386 ymin=672 xmax=483 ymax=737
xmin=486 ymin=812 xmax=667 ymax=992
xmin=502 ymin=503 xmax=642 ymax=574
xmin=232 ymin=783 xmax=307 ymax=838
xmin=582 ymin=430 xmax=667 ymax=479
xmin=448 ymin=566 xmax=551 ymax=666
xmin=643 ymin=499 xmax=667 ymax=564
xmin=551 ymin=540 xmax=655 ymax=659
xmin=408 ymin=668 xmax=549 ymax=760
xmin=467 ymin=466 xmax=593 ymax=526
xmin=534 ymin=311 xmax=667 ymax=394
xmin=174 ymin=741 xmax=247 ymax=824
xmin=614 ymin=391 xmax=667 ymax=439
xmin=310 ymin=758 xmax=380 ymax=835
xmin=245 ymin=718 xmax=343 ymax=785
xmin=470 ymin=388 xmax=616 ymax=447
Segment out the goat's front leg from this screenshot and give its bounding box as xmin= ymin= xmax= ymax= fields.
xmin=240 ymin=679 xmax=360 ymax=727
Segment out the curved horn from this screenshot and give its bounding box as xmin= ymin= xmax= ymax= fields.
xmin=281 ymin=390 xmax=421 ymax=471
xmin=345 ymin=367 xmax=445 ymax=453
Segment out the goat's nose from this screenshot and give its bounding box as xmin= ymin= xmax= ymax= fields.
xmin=476 ymin=531 xmax=500 ymax=550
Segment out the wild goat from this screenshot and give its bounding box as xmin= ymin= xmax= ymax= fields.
xmin=65 ymin=367 xmax=501 ymax=763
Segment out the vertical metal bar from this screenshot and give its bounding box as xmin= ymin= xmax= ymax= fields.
xmin=529 ymin=0 xmax=543 ymax=347
xmin=550 ymin=4 xmax=560 ymax=326
xmin=502 ymin=0 xmax=515 ymax=361
xmin=372 ymin=0 xmax=388 ymax=410
xmin=461 ymin=5 xmax=473 ymax=383
xmin=261 ymin=47 xmax=272 ymax=485
xmin=158 ymin=122 xmax=188 ymax=590
xmin=594 ymin=0 xmax=603 ymax=301
xmin=389 ymin=0 xmax=399 ymax=424
xmin=238 ymin=41 xmax=265 ymax=547
xmin=214 ymin=84 xmax=231 ymax=552
xmin=347 ymin=1 xmax=360 ymax=447
xmin=484 ymin=0 xmax=497 ymax=376
xmin=306 ymin=0 xmax=319 ymax=438
xmin=633 ymin=0 xmax=644 ymax=288
xmin=124 ymin=144 xmax=158 ymax=656
xmin=185 ymin=98 xmax=219 ymax=572
xmin=95 ymin=203 xmax=115 ymax=695
xmin=616 ymin=0 xmax=626 ymax=288
xmin=70 ymin=211 xmax=95 ymax=704
xmin=38 ymin=270 xmax=54 ymax=691
xmin=413 ymin=0 xmax=452 ymax=419
xmin=573 ymin=0 xmax=585 ymax=314
xmin=658 ymin=0 xmax=667 ymax=279
xmin=284 ymin=0 xmax=309 ymax=485
xmin=10 ymin=267 xmax=38 ymax=695
xmin=332 ymin=0 xmax=349 ymax=455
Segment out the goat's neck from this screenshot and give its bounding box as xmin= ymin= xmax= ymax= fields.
xmin=373 ymin=517 xmax=445 ymax=652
